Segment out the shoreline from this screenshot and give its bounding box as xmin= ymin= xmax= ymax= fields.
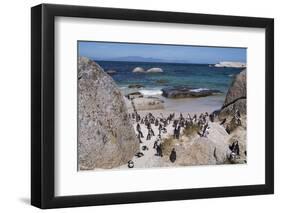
xmin=125 ymin=93 xmax=225 ymax=115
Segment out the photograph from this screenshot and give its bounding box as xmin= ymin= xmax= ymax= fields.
xmin=77 ymin=41 xmax=247 ymax=171
xmin=29 ymin=3 xmax=274 ymax=209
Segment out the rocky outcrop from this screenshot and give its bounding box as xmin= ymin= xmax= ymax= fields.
xmin=162 ymin=86 xmax=221 ymax=99
xmin=175 ymin=138 xmax=217 ymax=165
xmin=176 ymin=122 xmax=230 ymax=165
xmin=219 ymin=69 xmax=246 ymax=119
xmin=78 ymin=57 xmax=139 ymax=170
xmin=128 ymin=84 xmax=145 ymax=89
xmin=125 ymin=92 xmax=144 ymax=100
xmin=174 ymin=136 xmax=230 ymax=166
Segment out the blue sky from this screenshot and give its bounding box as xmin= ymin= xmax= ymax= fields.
xmin=78 ymin=41 xmax=246 ymax=64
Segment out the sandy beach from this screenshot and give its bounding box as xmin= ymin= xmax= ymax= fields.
xmin=124 ymin=93 xmax=224 ymax=114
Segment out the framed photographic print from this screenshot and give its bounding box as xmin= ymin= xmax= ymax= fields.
xmin=31 ymin=3 xmax=274 ymax=209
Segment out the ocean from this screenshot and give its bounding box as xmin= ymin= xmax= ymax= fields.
xmin=96 ymin=60 xmax=244 ymax=113
xmin=97 ymin=60 xmax=242 ymax=93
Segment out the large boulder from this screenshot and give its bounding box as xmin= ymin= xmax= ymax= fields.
xmin=219 ymin=69 xmax=247 ymax=119
xmin=155 ymin=79 xmax=169 ymax=84
xmin=162 ymin=122 xmax=231 ymax=166
xmin=224 ymin=69 xmax=246 ymax=106
xmin=175 ymin=138 xmax=217 ymax=165
xmin=162 ymin=86 xmax=221 ymax=99
xmin=219 ymin=99 xmax=246 ymax=119
xmin=174 ymin=137 xmax=230 ymax=166
xmin=78 ymin=57 xmax=139 ymax=170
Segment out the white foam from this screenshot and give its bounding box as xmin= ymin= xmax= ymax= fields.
xmin=139 ymin=89 xmax=163 ymax=96
xmin=189 ymin=88 xmax=209 ymax=92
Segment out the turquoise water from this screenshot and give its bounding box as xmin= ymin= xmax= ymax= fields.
xmin=97 ymin=60 xmax=243 ymax=96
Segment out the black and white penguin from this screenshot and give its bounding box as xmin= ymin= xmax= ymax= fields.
xmin=128 ymin=160 xmax=134 ymax=168
xmin=169 ymin=148 xmax=176 ymax=163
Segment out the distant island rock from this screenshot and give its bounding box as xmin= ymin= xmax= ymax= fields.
xmin=161 ymin=86 xmax=221 ymax=99
xmin=132 ymin=67 xmax=164 ymax=73
xmin=146 ymin=67 xmax=163 ymax=73
xmin=213 ymin=61 xmax=246 ymax=68
xmin=78 ymin=57 xmax=139 ymax=170
xmin=132 ymin=67 xmax=145 ymax=73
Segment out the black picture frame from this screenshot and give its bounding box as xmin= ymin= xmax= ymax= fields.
xmin=31 ymin=3 xmax=274 ymax=209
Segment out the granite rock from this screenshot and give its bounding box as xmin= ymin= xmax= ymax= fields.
xmin=78 ymin=57 xmax=139 ymax=170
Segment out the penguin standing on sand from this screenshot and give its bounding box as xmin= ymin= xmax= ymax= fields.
xmin=128 ymin=160 xmax=134 ymax=168
xmin=220 ymin=118 xmax=226 ymax=125
xmin=137 ymin=130 xmax=144 ymax=138
xmin=176 ymin=125 xmax=181 ymax=139
xmin=209 ymin=113 xmax=214 ymax=122
xmin=149 ymin=128 xmax=155 ymax=136
xmin=169 ymin=148 xmax=177 ymax=163
xmin=155 ymin=119 xmax=159 ymax=126
xmin=153 ymin=140 xmax=158 ymax=149
xmin=156 ymin=144 xmax=163 ymax=157
xmin=146 ymin=132 xmax=151 ymax=140
xmin=173 ymin=126 xmax=177 ymax=139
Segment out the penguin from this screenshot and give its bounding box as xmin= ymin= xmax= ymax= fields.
xmin=225 ymin=125 xmax=231 ymax=134
xmin=156 ymin=144 xmax=163 ymax=157
xmin=169 ymin=148 xmax=177 ymax=163
xmin=136 ymin=123 xmax=141 ymax=132
xmin=146 ymin=132 xmax=151 ymax=140
xmin=128 ymin=160 xmax=134 ymax=168
xmin=135 ymin=152 xmax=144 ymax=158
xmin=150 ymin=128 xmax=155 ymax=136
xmin=220 ymin=118 xmax=226 ymax=125
xmin=142 ymin=145 xmax=149 ymax=151
xmin=209 ymin=113 xmax=214 ymax=122
xmin=153 ymin=140 xmax=158 ymax=149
